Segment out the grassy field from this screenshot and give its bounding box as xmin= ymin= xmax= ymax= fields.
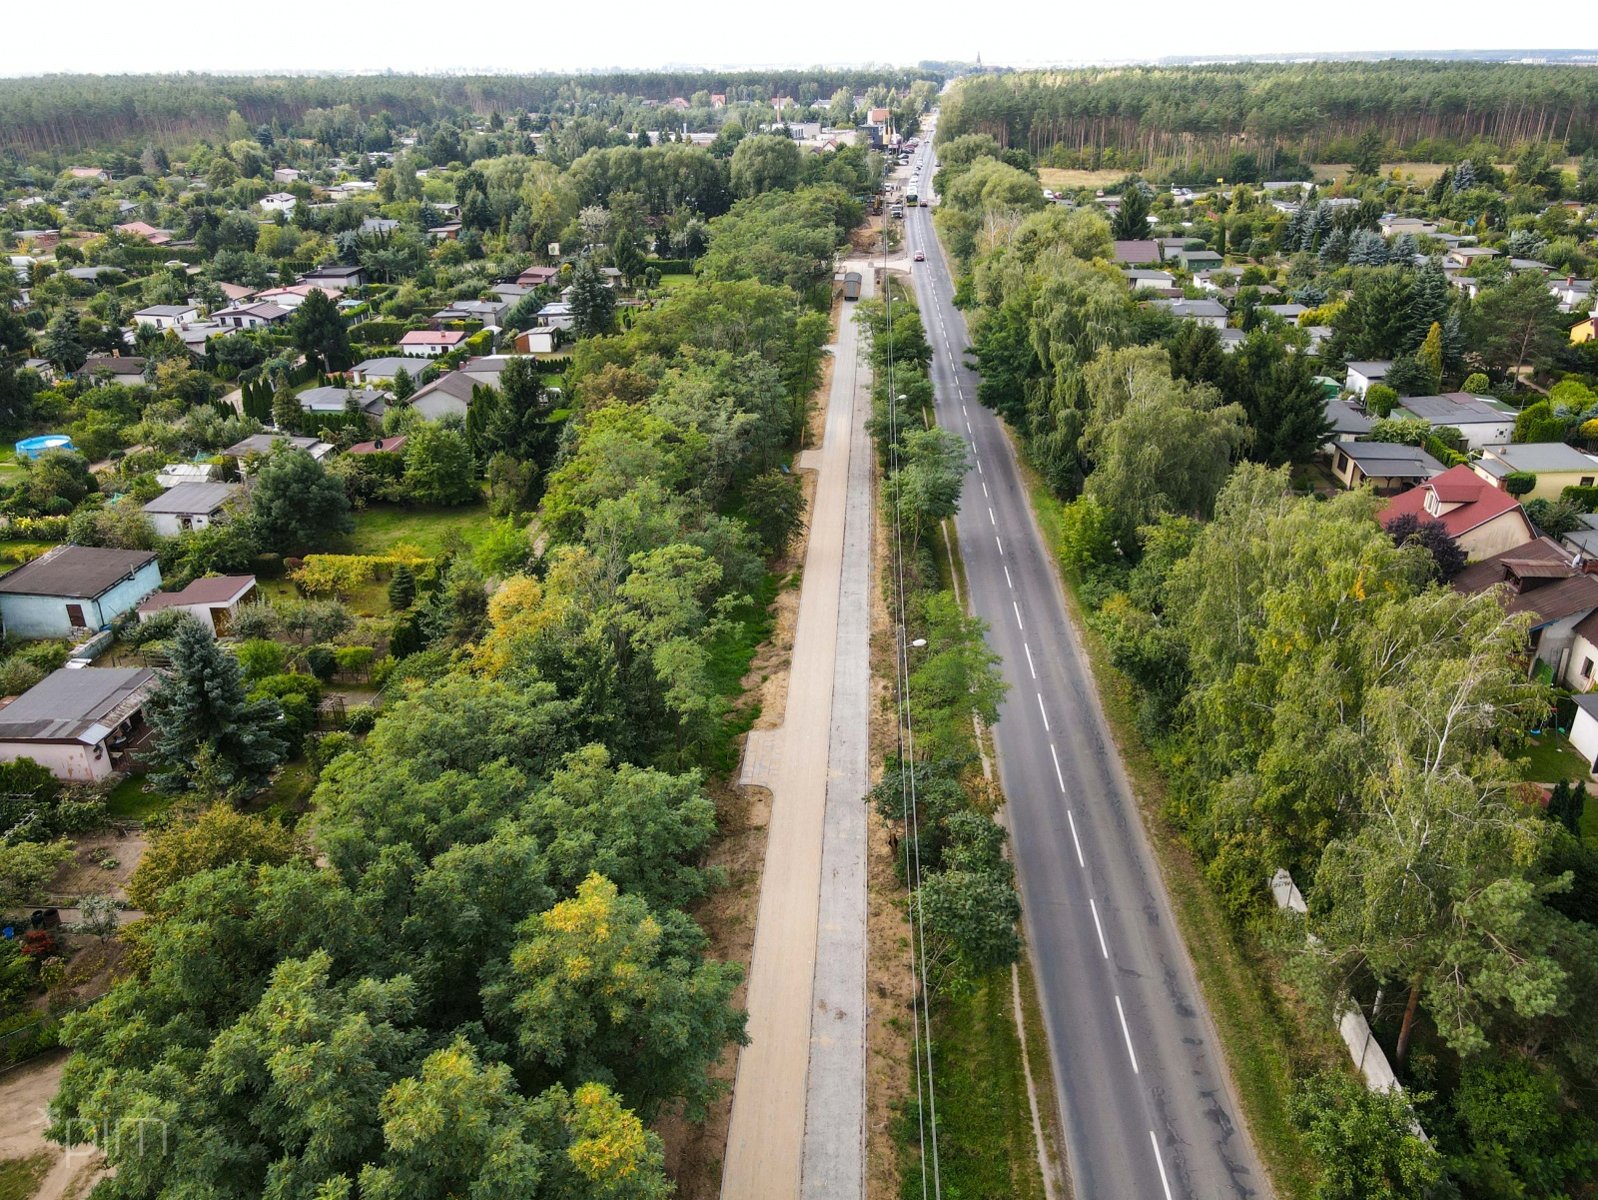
xmin=1037 ymin=167 xmax=1128 ymax=192
xmin=346 ymin=501 xmax=492 ymax=557
xmin=1024 ymin=469 xmax=1332 ymax=1200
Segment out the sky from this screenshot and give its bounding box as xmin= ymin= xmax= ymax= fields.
xmin=10 ymin=0 xmax=1593 ymax=75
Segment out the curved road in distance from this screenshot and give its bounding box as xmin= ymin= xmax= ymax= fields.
xmin=898 ymin=128 xmax=1269 ymax=1200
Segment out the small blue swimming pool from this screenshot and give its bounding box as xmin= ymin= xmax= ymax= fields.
xmin=14 ymin=435 xmax=74 ymax=460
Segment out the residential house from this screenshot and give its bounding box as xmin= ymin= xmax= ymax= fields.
xmin=516 ymin=266 xmax=559 ymax=288
xmin=513 ymin=327 xmax=558 ymax=354
xmin=349 ymin=357 xmax=426 ymax=385
xmin=490 ymin=282 xmax=535 ymax=305
xmin=210 ymin=302 xmax=290 ymax=331
xmin=297 ymin=386 xmax=386 ymax=417
xmin=273 ymin=167 xmax=303 ymax=183
xmin=155 ymin=462 xmax=216 ymax=489
xmin=1324 ymin=397 xmax=1373 ymax=448
xmin=260 ymin=192 xmax=298 ymax=214
xmin=427 ymin=222 xmax=463 ymax=241
xmin=1261 ymin=303 xmax=1309 ymax=323
xmin=215 ymin=282 xmax=255 ymax=303
xmin=326 ymin=181 xmax=377 ymax=202
xmin=399 ymin=329 xmax=468 ymax=357
xmin=1446 ymin=246 xmax=1499 ymax=270
xmin=537 ymin=302 xmax=575 ymax=331
xmin=141 ymin=481 xmax=243 ymax=537
xmin=76 ymin=356 xmax=146 ymax=386
xmin=407 ymin=371 xmax=479 ymax=421
xmin=1378 ymin=465 xmax=1536 ymax=562
xmin=1380 ymin=216 xmax=1438 ymax=237
xmin=1454 ymin=537 xmax=1598 ymax=689
xmin=360 ymin=217 xmax=400 ymax=236
xmin=1344 ymin=361 xmax=1392 ymax=397
xmin=132 ymin=304 xmax=198 ymax=330
xmin=1305 ymin=325 xmax=1333 ymax=354
xmin=434 ymin=299 xmax=508 ymax=327
xmin=252 ymin=284 xmax=340 ymax=310
xmin=1550 ymin=277 xmax=1593 ymax=312
xmin=1567 ymin=694 xmax=1598 ymax=771
xmin=299 ymin=264 xmax=367 ymax=290
xmin=0 ymin=546 xmax=161 ymax=638
xmin=1473 ymin=444 xmax=1598 ymax=502
xmin=1153 ymin=297 xmax=1228 ymax=329
xmin=113 ymin=221 xmax=171 ymax=245
xmin=1574 ymin=316 xmax=1598 ymax=345
xmin=222 ymin=434 xmax=333 ymax=465
xmin=136 ymin=574 xmax=256 ymax=636
xmin=1110 ymin=239 xmax=1162 ymax=266
xmin=1174 ymin=248 xmax=1224 ymax=272
xmin=1124 ymin=268 xmax=1176 ymax=292
xmin=0 ymin=667 xmax=155 ymax=781
xmin=1218 ymin=327 xmax=1246 ymax=353
xmin=1391 ymin=392 xmax=1517 ymax=451
xmin=1330 ymin=441 xmax=1445 ymax=494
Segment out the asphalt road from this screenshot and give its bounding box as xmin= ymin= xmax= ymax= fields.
xmin=899 ymin=134 xmax=1269 ymax=1200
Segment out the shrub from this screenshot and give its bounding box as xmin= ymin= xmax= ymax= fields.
xmin=1363 ymin=384 xmax=1399 ymax=418
xmin=1462 ymin=372 xmax=1492 ymax=393
xmin=332 ymin=645 xmax=374 ymax=680
xmin=1504 ymin=471 xmax=1538 ymax=497
xmin=304 ymin=645 xmax=336 ymax=682
xmin=1561 ymin=484 xmax=1598 ymax=512
xmin=235 ymin=638 xmax=287 ymax=681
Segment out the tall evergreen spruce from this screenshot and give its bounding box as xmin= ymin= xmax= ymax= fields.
xmin=146 ymin=618 xmax=287 ymax=793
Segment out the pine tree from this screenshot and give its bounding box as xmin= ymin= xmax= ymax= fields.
xmin=387 ymin=564 xmax=416 ymax=611
xmin=568 ymin=256 xmax=615 ymax=339
xmin=1110 ymin=184 xmax=1152 ymax=240
xmin=1453 ymin=159 xmax=1477 ymax=192
xmin=146 ymin=619 xmax=287 ymax=794
xmin=392 ymin=366 xmax=414 ymax=401
xmin=1546 ymin=780 xmax=1585 ymax=835
xmin=272 ymin=382 xmax=300 ymax=431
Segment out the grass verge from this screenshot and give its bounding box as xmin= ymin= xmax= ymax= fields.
xmin=1022 ymin=465 xmax=1331 ymax=1200
xmin=0 ymin=1151 xmax=52 ymax=1200
xmin=701 ymin=572 xmax=781 ymax=774
xmin=912 ymin=976 xmax=1048 ymax=1200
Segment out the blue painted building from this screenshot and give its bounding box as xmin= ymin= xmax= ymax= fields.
xmin=0 ymin=546 xmax=161 ymax=639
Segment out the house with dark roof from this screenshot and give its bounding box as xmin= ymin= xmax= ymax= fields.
xmin=1330 ymin=440 xmax=1445 ymax=494
xmin=0 ymin=546 xmax=161 ymax=639
xmin=222 ymin=433 xmax=334 ymax=466
xmin=349 ymin=357 xmax=425 ymax=385
xmin=0 ymin=667 xmax=155 ymax=781
xmin=1111 ymin=240 xmax=1161 ymax=265
xmin=137 ymin=575 xmax=256 ymax=636
xmin=297 ymin=386 xmax=386 ymax=417
xmin=1378 ymin=465 xmax=1536 ymax=562
xmin=1153 ymin=297 xmax=1228 ymax=328
xmin=76 ymin=355 xmax=147 ymax=386
xmin=1455 ymin=537 xmax=1598 ymax=689
xmin=1392 ymin=393 xmax=1516 ymax=450
xmin=299 ymin=264 xmax=367 ymax=290
xmin=141 ymin=481 xmax=243 ymax=538
xmin=1324 ymin=398 xmax=1373 ymax=448
xmin=1344 ymin=361 xmax=1392 ymax=397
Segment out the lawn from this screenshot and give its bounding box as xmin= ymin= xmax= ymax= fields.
xmin=1517 ymin=732 xmax=1593 ymax=784
xmin=1036 ymin=167 xmax=1129 ymax=192
xmin=347 ymin=502 xmax=493 ymax=557
xmin=105 ymin=774 xmax=176 ymax=822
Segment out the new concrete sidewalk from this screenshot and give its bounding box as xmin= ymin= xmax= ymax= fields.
xmin=721 ymin=265 xmax=874 ymax=1200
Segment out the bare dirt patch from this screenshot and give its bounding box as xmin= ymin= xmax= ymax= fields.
xmin=48 ymin=832 xmax=146 ymax=904
xmin=0 ymin=1053 xmax=106 ymax=1200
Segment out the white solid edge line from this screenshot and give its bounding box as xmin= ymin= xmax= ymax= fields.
xmin=1115 ymin=995 xmax=1140 ymax=1074
xmin=1150 ymin=1131 xmax=1175 ymax=1200
xmin=1024 ymin=642 xmax=1037 ymax=678
xmin=1049 ymin=742 xmax=1066 ymax=792
xmin=1066 ymin=808 xmax=1085 ymax=867
xmin=1089 ymin=897 xmax=1109 ymax=959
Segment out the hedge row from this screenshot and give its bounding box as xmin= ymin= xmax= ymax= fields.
xmin=289 ymin=547 xmax=432 ymax=596
xmin=645 ymin=257 xmax=693 ymax=275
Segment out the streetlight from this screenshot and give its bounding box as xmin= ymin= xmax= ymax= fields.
xmin=910 ymin=638 xmax=927 ymax=648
